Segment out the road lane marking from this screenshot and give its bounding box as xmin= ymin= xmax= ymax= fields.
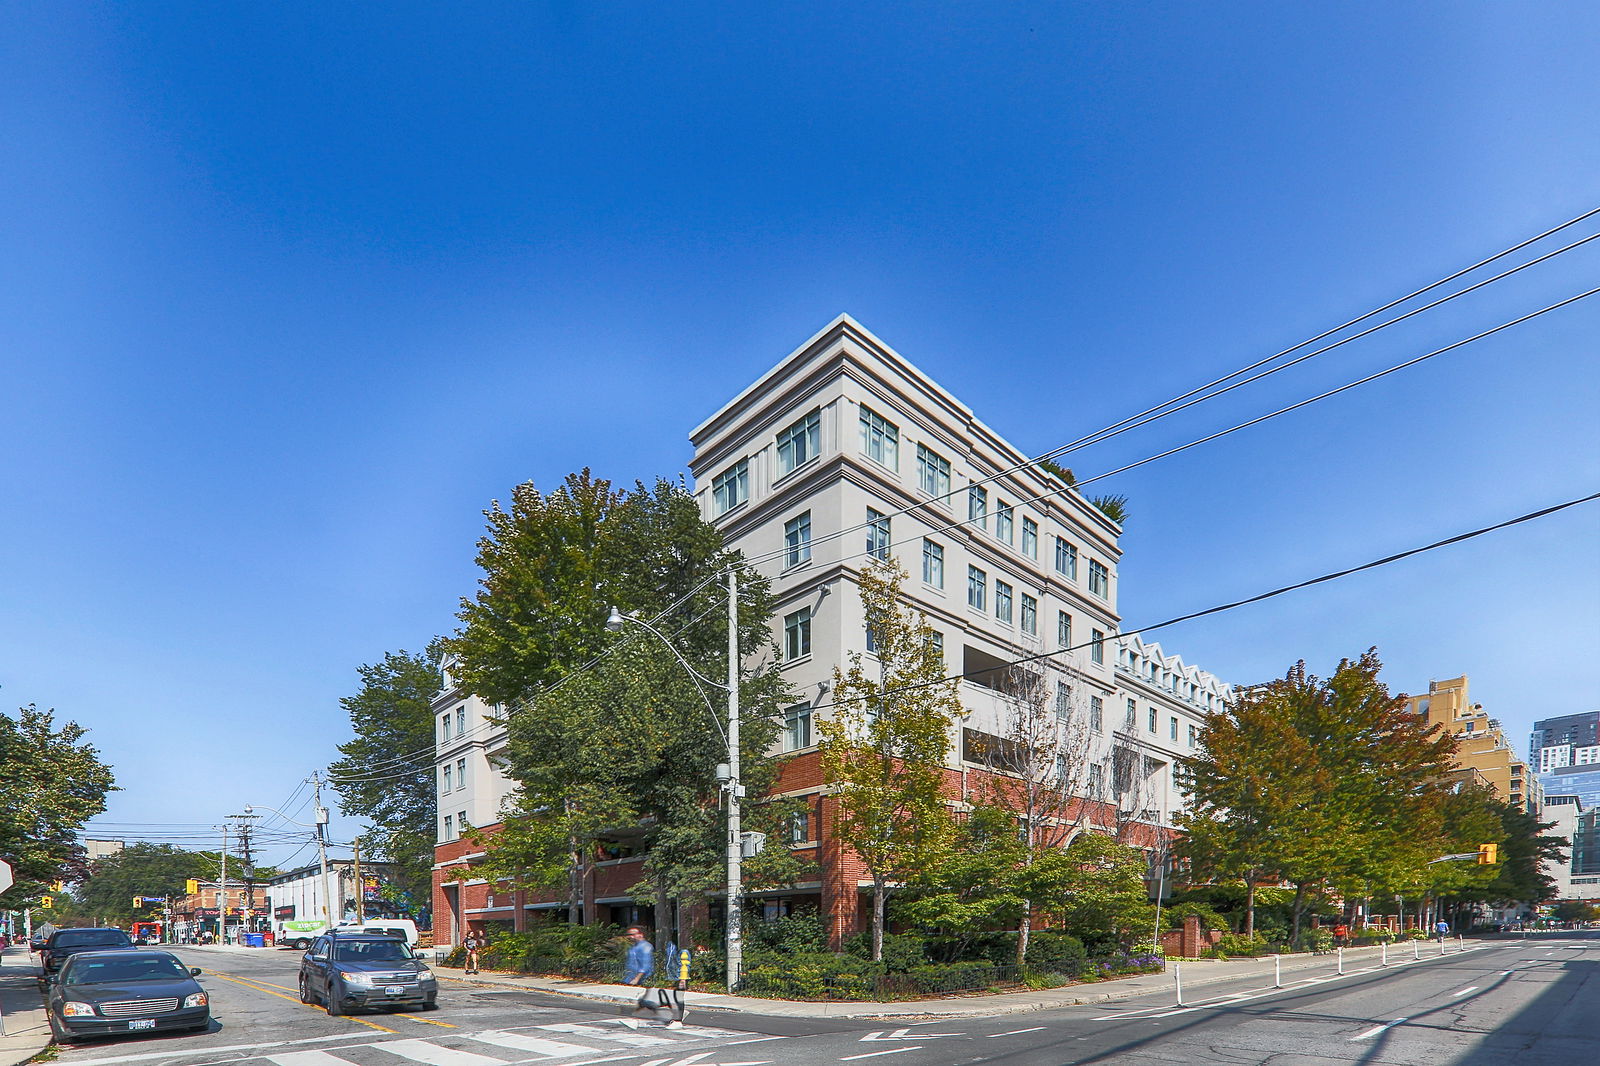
xmin=367 ymin=1038 xmax=506 ymax=1066
xmin=539 ymin=1023 xmax=675 ymax=1047
xmin=268 ymin=1053 xmax=372 ymax=1066
xmin=987 ymin=1027 xmax=1047 ymax=1037
xmin=1351 ymin=1018 xmax=1408 ymax=1041
xmin=463 ymin=1031 xmax=597 ymax=1057
xmin=840 ymin=1049 xmax=918 ymax=1060
xmin=393 ymin=1013 xmax=458 ymax=1028
xmin=48 ymin=1032 xmax=378 ymax=1066
xmin=205 ymin=971 xmax=396 ymax=1033
xmin=1449 ymin=987 xmax=1478 ymax=997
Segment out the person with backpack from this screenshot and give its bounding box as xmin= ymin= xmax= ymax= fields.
xmin=463 ymin=930 xmax=483 ymax=974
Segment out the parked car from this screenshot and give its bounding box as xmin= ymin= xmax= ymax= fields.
xmin=40 ymin=928 xmax=135 ymax=982
xmin=46 ymin=949 xmax=209 ymax=1043
xmin=298 ymin=931 xmax=437 ymax=1014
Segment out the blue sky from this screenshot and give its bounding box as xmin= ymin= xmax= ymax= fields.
xmin=3 ymin=3 xmax=1596 ymax=869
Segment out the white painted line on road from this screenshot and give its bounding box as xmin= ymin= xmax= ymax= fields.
xmin=1350 ymin=1018 xmax=1409 ymax=1041
xmin=80 ymin=1032 xmax=377 ymax=1066
xmin=1450 ymin=987 xmax=1479 ymax=998
xmin=268 ymin=1052 xmax=369 ymax=1066
xmin=1149 ymin=1008 xmax=1197 ymax=1018
xmin=464 ymin=1030 xmax=597 ymax=1057
xmin=840 ymin=1048 xmax=919 ymax=1060
xmin=369 ymin=1038 xmax=507 ymax=1066
xmin=540 ymin=1023 xmax=675 ymax=1047
xmin=987 ymin=1027 xmax=1047 ymax=1038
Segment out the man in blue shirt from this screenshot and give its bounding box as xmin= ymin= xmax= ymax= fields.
xmin=623 ymin=926 xmax=654 ymax=986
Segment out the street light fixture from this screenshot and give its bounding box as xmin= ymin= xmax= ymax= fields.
xmin=606 ymin=569 xmax=746 ymax=991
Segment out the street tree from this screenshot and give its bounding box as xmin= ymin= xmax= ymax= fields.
xmin=327 ymin=643 xmax=445 ymax=909
xmin=75 ymin=843 xmax=212 ymax=927
xmin=0 ymin=703 xmax=117 ymax=910
xmin=819 ymin=558 xmax=961 ymax=961
xmin=1039 ymin=832 xmax=1156 ymax=953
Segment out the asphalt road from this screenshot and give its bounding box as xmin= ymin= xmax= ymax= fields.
xmin=45 ymin=934 xmax=1598 ymax=1066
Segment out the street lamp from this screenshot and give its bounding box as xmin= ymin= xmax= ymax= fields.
xmin=605 ymin=568 xmax=745 ymax=991
xmin=244 ymin=801 xmax=333 ymax=931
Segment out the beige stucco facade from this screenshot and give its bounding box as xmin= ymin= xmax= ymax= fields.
xmin=1406 ymin=675 xmax=1542 ymax=815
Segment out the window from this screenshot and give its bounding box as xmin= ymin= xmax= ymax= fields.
xmin=922 ymin=539 xmax=944 ymax=587
xmin=455 ymin=706 xmax=466 ymax=737
xmin=784 ymin=607 xmax=812 ymax=661
xmin=968 ymin=566 xmax=987 ymax=610
xmin=442 ymin=765 xmax=452 ymax=793
xmin=1127 ymin=698 xmax=1138 ymax=728
xmin=456 ymin=757 xmax=466 ymax=787
xmin=859 ymin=406 xmax=899 ymax=469
xmin=784 ymin=511 xmax=812 ymax=569
xmin=926 ymin=630 xmax=944 ymax=658
xmin=1091 ymin=629 xmax=1105 ymax=664
xmin=1170 ymin=717 xmax=1179 ymax=741
xmin=787 ymin=809 xmax=810 ymax=844
xmin=1021 ymin=593 xmax=1038 ymax=635
xmin=866 ymin=509 xmax=890 ymax=560
xmin=916 ymin=444 xmax=951 ymax=498
xmin=1148 ymin=707 xmax=1157 ymax=733
xmin=459 ymin=810 xmax=469 ymax=831
xmin=443 ymin=814 xmax=453 ymax=840
xmin=995 ymin=580 xmax=1013 ymax=624
xmin=1055 ymin=538 xmax=1078 ymax=579
xmin=1090 ymin=696 xmax=1104 ymax=732
xmin=968 ymin=485 xmax=988 ymax=529
xmin=776 ymin=409 xmax=820 ymax=475
xmin=1089 ymin=559 xmax=1110 ymax=598
xmin=712 ymin=460 xmax=749 ymax=515
xmin=440 ymin=714 xmax=450 ymax=742
xmin=995 ymin=501 xmax=1014 ymax=543
xmin=1057 ymin=611 xmax=1071 ymax=650
xmin=1022 ymin=517 xmax=1038 ymax=558
xmin=1088 ymin=763 xmax=1105 ymax=795
xmin=782 ymin=704 xmax=812 ymax=751
xmin=1055 ymin=681 xmax=1071 ymax=720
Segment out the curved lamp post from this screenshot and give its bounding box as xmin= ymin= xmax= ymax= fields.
xmin=244 ymin=800 xmax=333 ymax=929
xmin=606 ymin=568 xmax=744 ymax=991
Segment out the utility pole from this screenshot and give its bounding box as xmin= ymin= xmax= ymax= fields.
xmin=352 ymin=836 xmax=364 ymax=923
xmin=230 ymin=813 xmax=259 ymax=934
xmin=724 ymin=567 xmax=743 ymax=991
xmin=217 ymin=822 xmax=229 ymax=944
xmin=313 ymin=772 xmax=333 ymax=928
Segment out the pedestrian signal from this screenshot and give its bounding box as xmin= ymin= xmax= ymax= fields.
xmin=1477 ymin=842 xmax=1499 ymax=864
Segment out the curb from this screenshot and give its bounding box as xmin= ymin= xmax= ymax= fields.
xmin=0 ymin=953 xmax=51 ymax=1066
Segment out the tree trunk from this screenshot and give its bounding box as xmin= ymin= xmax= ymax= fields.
xmin=1290 ymin=882 xmax=1308 ymax=943
xmin=654 ymin=879 xmax=672 ymax=959
xmin=872 ymin=878 xmax=886 ymax=962
xmin=1017 ymin=900 xmax=1032 ymax=968
xmin=1244 ymin=880 xmax=1257 ymax=939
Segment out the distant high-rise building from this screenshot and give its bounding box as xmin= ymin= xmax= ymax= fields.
xmin=1530 ymin=710 xmax=1600 ymax=772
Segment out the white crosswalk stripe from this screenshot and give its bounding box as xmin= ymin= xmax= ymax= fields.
xmin=460 ymin=1031 xmax=597 ymax=1057
xmin=537 ymin=1021 xmax=677 ymax=1046
xmin=367 ymin=1039 xmax=508 ymax=1066
xmin=267 ymin=1052 xmax=368 ymax=1066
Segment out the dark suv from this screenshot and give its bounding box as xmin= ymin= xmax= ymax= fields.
xmin=297 ymin=932 xmax=437 ymax=1014
xmin=40 ymin=928 xmax=135 ymax=982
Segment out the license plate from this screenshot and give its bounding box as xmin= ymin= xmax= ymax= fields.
xmin=385 ymin=986 xmax=405 ymax=996
xmin=127 ymin=1020 xmax=157 ymax=1030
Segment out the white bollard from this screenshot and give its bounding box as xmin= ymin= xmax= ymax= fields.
xmin=1274 ymin=953 xmax=1282 ymax=988
xmin=1381 ymin=941 xmax=1387 ymax=967
xmin=1414 ymin=940 xmax=1420 ymax=960
xmin=1175 ymin=962 xmax=1183 ymax=1006
xmin=1338 ymin=946 xmax=1344 ymax=975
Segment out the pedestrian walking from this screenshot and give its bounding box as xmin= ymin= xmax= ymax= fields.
xmin=664 ymin=944 xmax=692 ymax=1029
xmin=1435 ymin=919 xmax=1450 ymax=943
xmin=463 ymin=931 xmax=483 ymax=974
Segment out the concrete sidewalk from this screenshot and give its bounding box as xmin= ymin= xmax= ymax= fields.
xmin=0 ymin=947 xmax=49 ymax=1066
xmin=438 ymin=938 xmax=1483 ymax=1019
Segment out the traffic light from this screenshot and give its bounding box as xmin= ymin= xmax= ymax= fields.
xmin=41 ymin=895 xmax=54 ymax=909
xmin=1478 ymin=842 xmax=1499 ymax=865
xmin=134 ymin=896 xmax=143 ymax=907
xmin=186 ymin=879 xmax=199 ymax=894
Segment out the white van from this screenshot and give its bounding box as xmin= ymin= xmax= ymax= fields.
xmin=332 ymin=919 xmax=419 ymax=947
xmin=275 ymin=919 xmax=330 ymax=950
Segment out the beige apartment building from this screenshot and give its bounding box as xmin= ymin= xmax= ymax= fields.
xmin=1406 ymin=675 xmax=1542 ymax=814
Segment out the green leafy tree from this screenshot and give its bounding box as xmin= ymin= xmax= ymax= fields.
xmin=1553 ymin=899 xmax=1598 ymax=923
xmin=0 ymin=704 xmax=117 ymax=910
xmin=328 ymin=643 xmax=445 ymax=907
xmin=819 ymin=558 xmax=960 ymax=961
xmin=75 ymin=843 xmax=211 ymax=927
xmin=1039 ymin=832 xmax=1156 ymax=951
xmin=897 ymin=804 xmax=1028 ymax=960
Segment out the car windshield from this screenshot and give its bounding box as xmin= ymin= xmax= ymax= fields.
xmin=333 ymin=939 xmax=413 ymax=962
xmin=67 ymin=956 xmax=190 ymax=983
xmin=54 ymin=930 xmax=132 ymax=947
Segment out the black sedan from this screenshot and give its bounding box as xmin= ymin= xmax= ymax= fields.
xmin=298 ymin=932 xmax=437 ymax=1014
xmin=46 ymin=950 xmax=210 ymax=1043
xmin=40 ymin=927 xmax=135 ymax=982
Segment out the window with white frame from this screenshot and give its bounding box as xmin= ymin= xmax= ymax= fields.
xmin=995 ymin=580 xmax=1014 ymax=624
xmin=442 ymin=765 xmax=452 ymax=793
xmin=1148 ymin=707 xmax=1157 ymax=732
xmin=782 ymin=703 xmax=812 ymax=751
xmin=1055 ymin=681 xmax=1070 ymax=719
xmin=783 ymin=511 xmax=812 ymax=569
xmin=1089 ymin=559 xmax=1110 ymax=598
xmin=712 ymin=460 xmax=749 ymax=515
xmin=1057 ymin=610 xmax=1071 ymax=649
xmin=458 ymin=810 xmax=469 ymax=831
xmin=443 ymin=814 xmax=453 ymax=839
xmin=922 ymin=538 xmax=944 ymax=587
xmin=440 ymin=714 xmax=450 ymax=742
xmin=1090 ymin=696 xmax=1104 ymax=733
xmin=968 ymin=485 xmax=988 ymax=529
xmin=916 ymin=444 xmax=951 ymax=499
xmin=1022 ymin=516 xmax=1038 ymax=558
xmin=1088 ymin=763 xmax=1105 ymax=795
xmin=456 ymin=757 xmax=466 ymax=787
xmin=784 ymin=607 xmax=812 ymax=661
xmin=925 ymin=630 xmax=944 ymax=659
xmin=859 ymin=406 xmax=899 ymax=469
xmin=866 ymin=509 xmax=890 ymax=560
xmin=1055 ymin=537 xmax=1078 ymax=579
xmin=995 ymin=501 xmax=1014 ymax=543
xmin=455 ymin=706 xmax=466 ymax=737
xmin=1128 ymin=698 xmax=1138 ymax=728
xmin=1021 ymin=593 xmax=1038 ymax=635
xmin=776 ymin=409 xmax=821 ymax=475
xmin=1091 ymin=629 xmax=1105 ymax=664
xmin=787 ymin=808 xmax=810 ymax=844
xmin=1170 ymin=717 xmax=1179 ymax=741
xmin=967 ymin=566 xmax=986 ymax=610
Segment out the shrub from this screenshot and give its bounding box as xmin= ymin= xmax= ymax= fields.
xmin=1024 ymin=931 xmax=1088 ymax=976
xmin=1404 ymin=928 xmax=1430 ymax=941
xmin=1295 ymin=929 xmax=1334 ymax=953
xmin=842 ymin=931 xmax=928 ymax=973
xmin=1215 ymin=932 xmax=1272 ymax=957
xmin=745 ymin=911 xmax=826 ymax=954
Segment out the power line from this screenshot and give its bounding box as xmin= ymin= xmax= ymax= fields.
xmin=806 ymin=489 xmax=1600 ymax=714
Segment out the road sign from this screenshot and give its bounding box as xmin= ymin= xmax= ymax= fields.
xmin=0 ymin=858 xmax=12 ymax=894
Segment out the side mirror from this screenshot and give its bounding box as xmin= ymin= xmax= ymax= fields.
xmin=190 ymin=968 xmax=202 ymax=976
xmin=309 ymin=954 xmax=326 ymax=962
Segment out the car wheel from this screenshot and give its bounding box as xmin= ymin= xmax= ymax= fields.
xmin=326 ymin=983 xmax=346 ymax=1016
xmin=48 ymin=1016 xmax=75 ymax=1045
xmin=299 ymin=974 xmax=316 ymax=1004
xmin=295 ymin=939 xmax=311 ymax=950
xmin=421 ymin=997 xmax=437 ymax=1011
